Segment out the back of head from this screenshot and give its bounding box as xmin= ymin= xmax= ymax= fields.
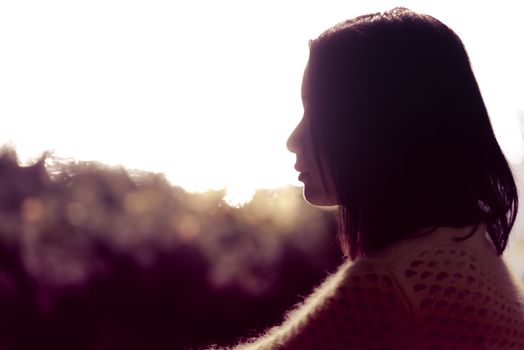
xmin=305 ymin=8 xmax=518 ymax=259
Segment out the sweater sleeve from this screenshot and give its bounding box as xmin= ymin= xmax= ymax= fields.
xmin=237 ymin=260 xmax=415 ymax=350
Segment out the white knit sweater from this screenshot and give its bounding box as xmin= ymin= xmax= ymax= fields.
xmin=233 ymin=225 xmax=524 ymax=350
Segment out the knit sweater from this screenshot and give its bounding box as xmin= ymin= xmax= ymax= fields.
xmin=236 ymin=225 xmax=524 ymax=350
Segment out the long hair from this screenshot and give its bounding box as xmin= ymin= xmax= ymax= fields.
xmin=306 ymin=7 xmax=518 ymax=259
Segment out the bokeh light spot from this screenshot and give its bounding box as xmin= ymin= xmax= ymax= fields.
xmin=66 ymin=202 xmax=88 ymax=226
xmin=22 ymin=197 xmax=43 ymax=224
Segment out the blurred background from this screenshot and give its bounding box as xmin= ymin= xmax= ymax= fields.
xmin=0 ymin=0 xmax=523 ymax=349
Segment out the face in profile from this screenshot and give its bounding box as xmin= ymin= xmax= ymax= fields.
xmin=287 ymin=66 xmax=338 ymax=207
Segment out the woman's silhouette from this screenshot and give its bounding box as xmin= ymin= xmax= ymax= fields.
xmin=232 ymin=7 xmax=524 ymax=350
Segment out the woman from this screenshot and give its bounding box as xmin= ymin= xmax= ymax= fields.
xmin=232 ymin=7 xmax=524 ymax=350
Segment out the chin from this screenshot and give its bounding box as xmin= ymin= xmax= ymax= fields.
xmin=303 ymin=186 xmax=338 ymax=207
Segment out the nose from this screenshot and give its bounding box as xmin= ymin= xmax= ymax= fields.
xmin=287 ymin=117 xmax=304 ymax=154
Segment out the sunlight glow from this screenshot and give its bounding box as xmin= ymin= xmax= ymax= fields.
xmin=1 ymin=1 xmax=523 ymax=205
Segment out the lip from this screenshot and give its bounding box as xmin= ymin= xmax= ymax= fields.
xmin=294 ymin=163 xmax=307 ymax=173
xmin=298 ymin=172 xmax=310 ymax=182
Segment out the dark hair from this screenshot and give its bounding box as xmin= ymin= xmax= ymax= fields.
xmin=305 ymin=7 xmax=518 ymax=260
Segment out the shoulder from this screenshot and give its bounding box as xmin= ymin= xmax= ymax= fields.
xmin=237 ymin=259 xmax=415 ymax=350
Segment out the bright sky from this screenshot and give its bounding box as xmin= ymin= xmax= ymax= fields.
xmin=1 ymin=0 xmax=523 ymax=205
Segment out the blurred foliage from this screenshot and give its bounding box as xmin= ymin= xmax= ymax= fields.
xmin=0 ymin=147 xmax=342 ymax=350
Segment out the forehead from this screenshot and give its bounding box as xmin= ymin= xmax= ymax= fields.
xmin=301 ymin=63 xmax=311 ymax=102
